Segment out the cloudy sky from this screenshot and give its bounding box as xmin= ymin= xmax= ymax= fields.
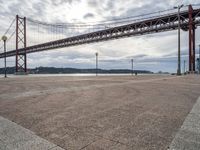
xmin=0 ymin=0 xmax=200 ymax=73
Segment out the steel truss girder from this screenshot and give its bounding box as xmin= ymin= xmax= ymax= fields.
xmin=1 ymin=8 xmax=200 ymax=59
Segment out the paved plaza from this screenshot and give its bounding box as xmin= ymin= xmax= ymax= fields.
xmin=0 ymin=75 xmax=200 ymax=150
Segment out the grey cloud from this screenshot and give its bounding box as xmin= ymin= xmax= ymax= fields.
xmin=83 ymin=13 xmax=95 ymax=19
xmin=126 ymin=54 xmax=148 ymax=59
xmin=103 ymin=0 xmax=176 ymax=22
xmin=51 ymin=0 xmax=79 ymax=6
xmin=0 ymin=0 xmax=48 ymax=20
xmin=64 ymin=51 xmax=93 ymax=60
xmin=32 ymin=2 xmax=46 ymax=18
xmin=87 ymin=0 xmax=98 ymax=7
xmin=107 ymin=1 xmax=115 ymax=10
xmin=30 ymin=50 xmax=93 ymax=60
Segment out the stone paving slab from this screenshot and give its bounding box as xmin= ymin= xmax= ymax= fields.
xmin=169 ymin=97 xmax=200 ymax=150
xmin=0 ymin=116 xmax=64 ymax=150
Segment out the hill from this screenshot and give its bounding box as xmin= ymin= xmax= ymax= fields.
xmin=0 ymin=67 xmax=153 ymax=74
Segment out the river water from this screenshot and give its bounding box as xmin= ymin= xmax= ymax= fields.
xmin=0 ymin=73 xmax=160 ymax=78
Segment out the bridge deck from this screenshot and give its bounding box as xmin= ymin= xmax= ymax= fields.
xmin=0 ymin=8 xmax=200 ymax=58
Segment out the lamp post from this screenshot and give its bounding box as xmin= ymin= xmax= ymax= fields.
xmin=198 ymin=44 xmax=200 ymax=74
xmin=131 ymin=59 xmax=133 ymax=76
xmin=2 ymin=35 xmax=7 ymax=78
xmin=197 ymin=58 xmax=200 ymax=74
xmin=183 ymin=60 xmax=186 ymax=75
xmin=174 ymin=4 xmax=184 ymax=76
xmin=95 ymin=52 xmax=98 ymax=76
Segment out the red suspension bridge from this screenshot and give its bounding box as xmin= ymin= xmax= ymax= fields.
xmin=0 ymin=4 xmax=200 ymax=73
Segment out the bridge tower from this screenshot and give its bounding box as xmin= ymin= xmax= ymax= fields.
xmin=188 ymin=5 xmax=196 ymax=72
xmin=16 ymin=15 xmax=27 ymax=74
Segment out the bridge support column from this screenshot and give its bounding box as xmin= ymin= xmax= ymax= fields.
xmin=16 ymin=15 xmax=27 ymax=74
xmin=188 ymin=5 xmax=196 ymax=72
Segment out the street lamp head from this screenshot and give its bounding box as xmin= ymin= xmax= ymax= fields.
xmin=174 ymin=4 xmax=184 ymax=9
xmin=2 ymin=35 xmax=7 ymax=41
xmin=180 ymin=4 xmax=184 ymax=8
xmin=95 ymin=52 xmax=98 ymax=56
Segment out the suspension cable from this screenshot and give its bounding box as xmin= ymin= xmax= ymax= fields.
xmin=26 ymin=4 xmax=200 ymax=29
xmin=7 ymin=30 xmax=16 ymax=41
xmin=2 ymin=18 xmax=15 ymax=36
xmin=0 ymin=17 xmax=15 ymax=44
xmin=26 ymin=7 xmax=178 ymax=27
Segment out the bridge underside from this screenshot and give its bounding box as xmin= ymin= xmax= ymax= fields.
xmin=0 ymin=5 xmax=200 ymax=74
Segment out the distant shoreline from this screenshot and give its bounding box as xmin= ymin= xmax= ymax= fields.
xmin=0 ymin=67 xmax=159 ymax=74
xmin=0 ymin=74 xmax=171 ymax=78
